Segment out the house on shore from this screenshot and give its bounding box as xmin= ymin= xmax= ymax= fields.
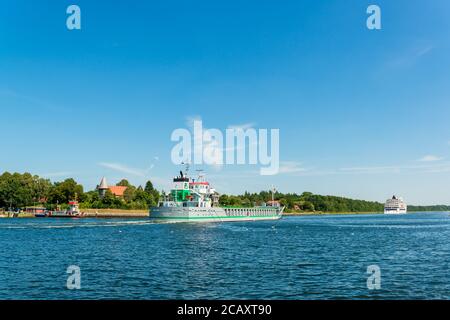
xmin=97 ymin=177 xmax=127 ymax=198
xmin=266 ymin=200 xmax=281 ymax=207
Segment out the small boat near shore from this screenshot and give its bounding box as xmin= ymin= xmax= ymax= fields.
xmin=35 ymin=201 xmax=85 ymax=218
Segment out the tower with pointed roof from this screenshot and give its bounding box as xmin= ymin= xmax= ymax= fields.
xmin=98 ymin=177 xmax=109 ymax=198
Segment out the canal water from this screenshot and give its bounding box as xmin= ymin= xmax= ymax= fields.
xmin=0 ymin=212 xmax=448 ymax=299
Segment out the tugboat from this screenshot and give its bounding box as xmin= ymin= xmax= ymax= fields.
xmin=150 ymin=167 xmax=284 ymax=223
xmin=47 ymin=201 xmax=84 ymax=218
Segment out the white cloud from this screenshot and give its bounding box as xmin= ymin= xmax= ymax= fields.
xmin=416 ymin=45 xmax=434 ymax=58
xmin=388 ymin=45 xmax=434 ymax=68
xmin=339 ymin=161 xmax=450 ymax=175
xmin=98 ymin=162 xmax=146 ymax=177
xmin=0 ymin=88 xmax=69 ymax=113
xmin=278 ymin=161 xmax=307 ymax=174
xmin=227 ymin=122 xmax=256 ymax=130
xmin=339 ymin=165 xmax=401 ymax=174
xmin=418 ymin=155 xmax=443 ymax=162
xmin=40 ymin=172 xmax=74 ymax=178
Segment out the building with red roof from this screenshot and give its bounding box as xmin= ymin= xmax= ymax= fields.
xmin=97 ymin=177 xmax=128 ymax=198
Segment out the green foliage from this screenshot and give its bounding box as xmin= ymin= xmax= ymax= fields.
xmin=80 ymin=180 xmax=160 ymax=210
xmin=144 ymin=181 xmax=160 ymax=207
xmin=0 ymin=172 xmax=160 ymax=210
xmin=219 ymin=194 xmax=246 ymax=207
xmin=123 ymin=185 xmax=137 ymax=202
xmin=116 ymin=179 xmax=131 ymax=187
xmin=297 ymin=192 xmax=384 ymax=212
xmin=408 ymin=205 xmax=450 ymax=212
xmin=220 ymin=190 xmax=386 ymax=213
xmin=2 ymin=171 xmax=449 ymax=213
xmin=302 ymin=201 xmax=315 ymax=211
xmin=47 ymin=178 xmax=84 ymax=205
xmin=0 ymin=172 xmax=52 ymax=208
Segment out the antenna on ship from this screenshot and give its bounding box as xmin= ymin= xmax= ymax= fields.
xmin=271 ymin=185 xmax=276 ymax=203
xmin=181 ymin=161 xmax=190 ymax=177
xmin=185 ymin=162 xmax=190 ymax=177
xmin=196 ymin=169 xmax=204 ymax=182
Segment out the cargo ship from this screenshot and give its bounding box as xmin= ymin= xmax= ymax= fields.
xmin=150 ymin=169 xmax=284 ymax=223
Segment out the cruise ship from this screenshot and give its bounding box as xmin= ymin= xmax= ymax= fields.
xmin=150 ymin=169 xmax=284 ymax=223
xmin=384 ymin=195 xmax=407 ymax=214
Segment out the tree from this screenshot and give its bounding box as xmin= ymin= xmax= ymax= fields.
xmin=116 ymin=179 xmax=131 ymax=187
xmin=144 ymin=180 xmax=160 ymax=206
xmin=101 ymin=189 xmax=123 ymax=208
xmin=134 ymin=186 xmax=149 ymax=202
xmin=123 ymin=185 xmax=137 ymax=202
xmin=0 ymin=172 xmax=52 ymax=208
xmin=219 ymin=194 xmax=229 ymax=206
xmin=32 ymin=176 xmax=52 ymax=204
xmin=144 ymin=180 xmax=155 ymax=193
xmin=47 ymin=178 xmax=84 ymax=205
xmin=302 ymin=201 xmax=315 ymax=211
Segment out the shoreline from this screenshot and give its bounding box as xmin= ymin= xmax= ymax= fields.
xmin=284 ymin=210 xmax=450 ymax=216
xmin=82 ymin=209 xmax=148 ymax=218
xmin=0 ymin=209 xmax=149 ymax=219
xmin=283 ymin=211 xmax=383 ymax=216
xmin=1 ymin=210 xmax=448 ymax=219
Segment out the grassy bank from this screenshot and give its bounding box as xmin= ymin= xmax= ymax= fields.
xmin=0 ymin=209 xmax=148 ymax=218
xmin=82 ymin=208 xmax=148 ymax=218
xmin=0 ymin=213 xmax=35 ymax=218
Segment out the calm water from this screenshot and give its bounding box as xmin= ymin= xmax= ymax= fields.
xmin=0 ymin=212 xmax=449 ymax=300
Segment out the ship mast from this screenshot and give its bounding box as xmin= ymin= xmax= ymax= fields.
xmin=196 ymin=169 xmax=204 ymax=182
xmin=181 ymin=161 xmax=190 ymax=178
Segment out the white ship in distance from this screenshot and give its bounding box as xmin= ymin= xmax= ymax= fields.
xmin=384 ymin=195 xmax=407 ymax=214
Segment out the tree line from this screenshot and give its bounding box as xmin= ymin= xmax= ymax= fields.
xmin=219 ymin=191 xmax=450 ymax=213
xmin=0 ymin=172 xmax=159 ymax=210
xmin=219 ymin=191 xmax=385 ymax=212
xmin=1 ymin=171 xmax=449 ymax=213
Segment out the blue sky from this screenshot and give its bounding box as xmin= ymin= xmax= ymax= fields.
xmin=1 ymin=0 xmax=449 ymax=204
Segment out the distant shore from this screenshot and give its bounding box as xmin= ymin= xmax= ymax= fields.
xmin=284 ymin=210 xmax=449 ymax=216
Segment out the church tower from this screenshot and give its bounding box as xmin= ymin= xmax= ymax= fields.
xmin=98 ymin=177 xmax=109 ymax=198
